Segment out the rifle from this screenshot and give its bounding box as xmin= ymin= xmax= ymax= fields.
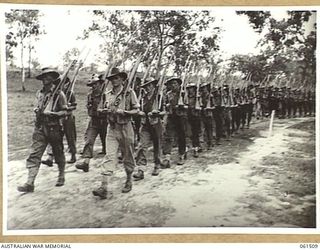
xmin=157 ymin=53 xmax=174 ymax=111
xmin=204 ymin=70 xmax=216 ymax=111
xmin=179 ymin=61 xmax=194 ymax=107
xmin=67 ymin=49 xmax=91 ymax=103
xmin=195 ymin=74 xmax=201 ymax=111
xmin=138 ymin=52 xmax=157 ymax=113
xmin=46 ymin=58 xmax=80 ymax=113
xmin=117 ymin=42 xmax=151 ymax=110
xmin=96 ymin=61 xmax=116 ymax=111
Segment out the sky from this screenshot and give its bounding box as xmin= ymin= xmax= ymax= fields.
xmin=3 ymin=5 xmax=316 ymax=71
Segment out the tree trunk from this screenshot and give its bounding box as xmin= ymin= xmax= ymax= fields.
xmin=28 ymin=42 xmax=32 ymax=78
xmin=21 ymin=40 xmax=26 ymax=92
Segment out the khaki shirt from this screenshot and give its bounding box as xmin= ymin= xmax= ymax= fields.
xmin=104 ymin=86 xmax=139 ymax=124
xmin=34 ymin=87 xmax=67 ymax=126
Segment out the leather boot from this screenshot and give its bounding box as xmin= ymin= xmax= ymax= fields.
xmin=151 ymin=164 xmax=160 ymax=176
xmin=67 ymin=153 xmax=76 ymax=164
xmin=160 ymin=154 xmax=171 ymax=169
xmin=17 ymin=167 xmax=38 ymax=193
xmin=75 ymin=161 xmax=89 ymax=172
xmin=41 ymin=157 xmax=53 ymax=167
xmin=122 ymin=174 xmax=132 ymax=193
xmin=92 ymin=175 xmax=110 ymax=199
xmin=133 ymin=169 xmax=144 ymax=181
xmin=177 ymin=154 xmax=185 ymax=165
xmin=193 ymin=147 xmax=199 ymax=158
xmin=56 ymin=163 xmax=65 ymax=187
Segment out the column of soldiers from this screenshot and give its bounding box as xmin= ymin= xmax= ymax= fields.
xmin=17 ymin=60 xmax=315 ymax=199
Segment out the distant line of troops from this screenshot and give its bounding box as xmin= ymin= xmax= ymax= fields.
xmin=17 ymin=67 xmax=315 ymax=200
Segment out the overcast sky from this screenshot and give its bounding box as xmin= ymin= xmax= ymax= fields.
xmin=3 ymin=5 xmax=316 ymax=70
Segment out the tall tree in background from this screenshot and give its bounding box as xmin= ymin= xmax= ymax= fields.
xmin=237 ymin=10 xmax=316 ymax=86
xmin=81 ymin=10 xmax=221 ymax=77
xmin=5 ymin=31 xmax=17 ymax=66
xmin=5 ymin=10 xmax=45 ymax=91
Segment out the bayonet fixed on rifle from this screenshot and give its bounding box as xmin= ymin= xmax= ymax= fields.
xmin=67 ymin=48 xmax=92 ymax=103
xmin=157 ymin=53 xmax=174 ymax=111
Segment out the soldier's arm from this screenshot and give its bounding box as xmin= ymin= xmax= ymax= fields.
xmin=123 ymin=89 xmax=140 ymax=115
xmin=46 ymin=91 xmax=68 ymax=117
xmin=67 ymin=92 xmax=77 ymax=111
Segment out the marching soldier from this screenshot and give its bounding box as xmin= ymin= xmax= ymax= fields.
xmin=133 ymin=77 xmax=142 ymax=147
xmin=279 ymin=86 xmax=287 ymax=119
xmin=75 ymin=74 xmax=108 ymax=172
xmin=286 ymin=87 xmax=293 ymax=118
xmin=186 ymin=83 xmax=202 ymax=157
xmin=244 ymin=84 xmax=255 ymax=128
xmin=41 ymin=77 xmax=77 ymax=166
xmin=231 ymin=87 xmax=241 ymax=134
xmin=200 ymin=82 xmax=214 ymax=150
xmin=212 ymin=86 xmax=223 ymax=145
xmin=17 ymin=68 xmax=68 ymax=192
xmin=162 ymin=77 xmax=187 ymax=167
xmin=62 ymin=77 xmax=77 ymax=163
xmin=92 ymin=68 xmax=139 ymax=199
xmin=221 ymin=85 xmax=231 ymax=140
xmin=133 ymin=78 xmax=164 ymax=180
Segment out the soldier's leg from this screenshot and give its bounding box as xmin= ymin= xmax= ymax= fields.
xmin=162 ymin=115 xmax=175 ymax=168
xmin=151 ymin=121 xmax=163 ymax=175
xmin=240 ymin=105 xmax=246 ymax=129
xmin=132 ymin=116 xmax=141 ymax=147
xmin=63 ymin=115 xmax=77 ymax=163
xmin=247 ymin=103 xmax=253 ymax=128
xmin=119 ymin=123 xmax=136 ymax=193
xmin=231 ymin=108 xmax=236 ymax=134
xmin=213 ymin=108 xmax=223 ymax=145
xmin=41 ymin=144 xmax=54 ymax=167
xmin=203 ymin=116 xmax=213 ymax=150
xmin=48 ymin=125 xmax=66 ymax=187
xmin=133 ymin=124 xmax=151 ymax=180
xmin=98 ymin=119 xmax=108 ymax=155
xmin=175 ymin=115 xmax=187 ymax=164
xmin=76 ymin=119 xmax=99 ymax=172
xmin=18 ymin=128 xmax=48 ymax=192
xmin=224 ymin=110 xmax=231 ymax=140
xmin=93 ymin=125 xmax=119 ymax=199
xmin=292 ymin=101 xmax=297 ymax=117
xmin=189 ymin=115 xmax=201 ymax=157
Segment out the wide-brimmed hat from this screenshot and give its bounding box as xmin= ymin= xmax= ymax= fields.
xmin=106 ymin=67 xmax=128 ymax=81
xmin=141 ymin=78 xmax=158 ymax=88
xmin=87 ymin=74 xmax=103 ymax=86
xmin=186 ymin=83 xmax=197 ymax=89
xmin=36 ymin=67 xmax=60 ymax=80
xmin=200 ymin=82 xmax=210 ymax=89
xmin=165 ymin=77 xmax=182 ymax=86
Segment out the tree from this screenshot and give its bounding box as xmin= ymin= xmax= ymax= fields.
xmin=237 ymin=11 xmax=316 ymax=86
xmin=5 ymin=10 xmax=45 ymax=91
xmin=63 ymin=48 xmax=81 ymax=69
xmin=136 ymin=10 xmax=220 ymax=76
xmin=5 ymin=31 xmax=17 ymax=66
xmin=81 ymin=10 xmax=221 ymax=77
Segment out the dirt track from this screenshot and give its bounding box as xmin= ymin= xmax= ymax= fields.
xmin=6 ymin=117 xmax=316 ymax=229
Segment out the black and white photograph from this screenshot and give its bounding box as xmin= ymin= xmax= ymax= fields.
xmin=1 ymin=4 xmax=317 ymax=233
